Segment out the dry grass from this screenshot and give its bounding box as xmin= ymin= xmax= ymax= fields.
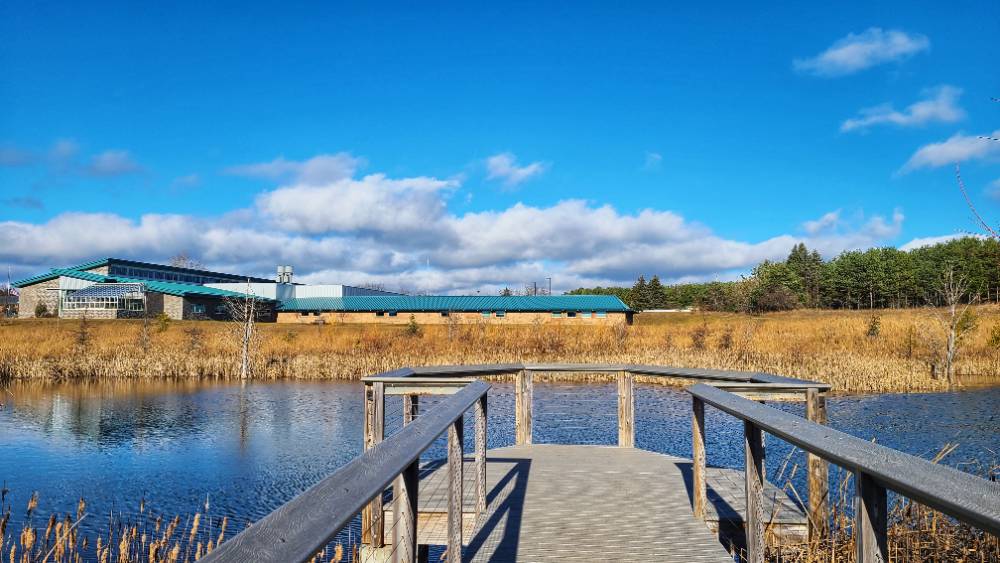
xmin=3 ymin=306 xmax=1000 ymax=392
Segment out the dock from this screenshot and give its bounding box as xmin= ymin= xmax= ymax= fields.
xmin=201 ymin=363 xmax=1000 ymax=563
xmin=389 ymin=444 xmax=804 ymax=561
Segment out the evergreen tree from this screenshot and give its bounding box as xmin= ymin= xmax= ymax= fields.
xmin=631 ymin=276 xmax=650 ymax=310
xmin=647 ymin=275 xmax=666 ymax=309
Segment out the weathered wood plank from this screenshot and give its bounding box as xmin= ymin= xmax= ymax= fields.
xmin=475 ymin=394 xmax=487 ymax=517
xmin=448 ymin=419 xmax=464 ymax=561
xmin=855 ymin=472 xmax=888 ymax=563
xmin=617 ymin=371 xmax=635 ymax=448
xmin=402 ymin=394 xmax=418 ymax=426
xmin=200 ymin=381 xmax=490 ymax=563
xmin=362 ymin=381 xmax=386 ymax=546
xmin=689 ymin=383 xmax=1000 ymax=536
xmin=392 ymin=460 xmax=418 ymax=563
xmin=805 ymin=387 xmax=829 ymax=543
xmin=515 ymin=370 xmax=533 ymax=445
xmin=692 ymin=396 xmax=707 ymax=520
xmin=744 ymin=421 xmax=765 ymax=563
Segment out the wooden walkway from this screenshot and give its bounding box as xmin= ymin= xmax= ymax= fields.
xmin=386 ymin=444 xmax=805 ymax=562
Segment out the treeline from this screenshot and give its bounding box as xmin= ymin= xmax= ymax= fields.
xmin=567 ymin=237 xmax=1000 ymax=312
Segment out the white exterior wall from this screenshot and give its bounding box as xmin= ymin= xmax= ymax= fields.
xmin=204 ymin=282 xmax=396 ymax=299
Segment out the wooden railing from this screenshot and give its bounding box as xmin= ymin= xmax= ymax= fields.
xmin=200 ymin=362 xmax=999 ymax=563
xmin=688 ymin=383 xmax=1000 ymax=563
xmin=201 ymin=380 xmax=490 ymax=563
xmin=361 ymin=362 xmax=834 ymax=552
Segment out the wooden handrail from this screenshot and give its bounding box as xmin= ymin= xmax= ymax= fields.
xmin=361 ymin=362 xmax=832 ymax=391
xmin=201 ymin=381 xmax=491 ymax=563
xmin=688 ymin=382 xmax=1000 ymax=562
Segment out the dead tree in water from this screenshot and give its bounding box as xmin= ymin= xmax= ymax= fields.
xmin=225 ymin=280 xmax=260 ymax=380
xmin=928 ymin=267 xmax=978 ymax=384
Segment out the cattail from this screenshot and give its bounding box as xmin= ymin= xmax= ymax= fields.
xmin=188 ymin=513 xmax=201 ymax=545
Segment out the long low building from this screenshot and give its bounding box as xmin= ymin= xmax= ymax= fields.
xmin=278 ymin=295 xmax=633 ymax=324
xmin=13 ymin=258 xmax=632 ymax=323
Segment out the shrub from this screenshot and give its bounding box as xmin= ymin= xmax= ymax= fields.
xmin=405 ymin=314 xmax=422 ymax=337
xmin=866 ymin=315 xmax=881 ymax=339
xmin=34 ymin=302 xmax=49 ymax=318
xmin=156 ymin=313 xmax=171 ymax=333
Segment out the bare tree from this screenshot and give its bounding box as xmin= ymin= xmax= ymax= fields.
xmin=928 ymin=267 xmax=978 ymax=384
xmin=225 ymin=280 xmax=261 ymax=380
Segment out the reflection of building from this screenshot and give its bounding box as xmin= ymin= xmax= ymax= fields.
xmin=14 ymin=258 xmax=632 ymax=324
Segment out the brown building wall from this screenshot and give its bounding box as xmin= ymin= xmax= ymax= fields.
xmin=17 ymin=279 xmax=60 ymax=318
xmin=277 ymin=310 xmax=629 ymax=325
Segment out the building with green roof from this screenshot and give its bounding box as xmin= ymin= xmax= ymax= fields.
xmin=277 ymin=294 xmax=633 ymax=325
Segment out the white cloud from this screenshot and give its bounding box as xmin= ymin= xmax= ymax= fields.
xmin=225 ymin=153 xmax=363 ymax=185
xmin=900 ymin=130 xmax=1000 ymax=172
xmin=802 ymin=210 xmax=841 ymax=234
xmin=899 ymin=233 xmax=979 ymax=251
xmin=3 ymin=155 xmax=909 ymax=293
xmin=841 ymin=86 xmax=964 ymax=132
xmin=86 ymin=150 xmax=142 ymax=176
xmin=485 ymin=152 xmax=547 ymax=187
xmin=643 ymin=151 xmax=663 ymax=171
xmin=794 ymin=28 xmax=930 ymax=77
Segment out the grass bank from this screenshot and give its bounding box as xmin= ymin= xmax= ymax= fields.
xmin=2 ymin=307 xmax=1000 ymax=392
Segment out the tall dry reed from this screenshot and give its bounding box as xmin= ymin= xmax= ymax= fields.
xmin=3 ymin=306 xmax=1000 ymax=392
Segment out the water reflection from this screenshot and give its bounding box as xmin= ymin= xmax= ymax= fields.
xmin=1 ymin=379 xmax=997 ymax=540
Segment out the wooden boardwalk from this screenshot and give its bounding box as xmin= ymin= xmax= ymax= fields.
xmin=385 ymin=444 xmax=805 ymax=561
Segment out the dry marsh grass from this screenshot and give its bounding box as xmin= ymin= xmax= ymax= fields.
xmin=2 ymin=307 xmax=1000 ymax=392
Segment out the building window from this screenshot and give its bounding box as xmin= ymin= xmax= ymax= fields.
xmin=300 ymin=312 xmax=309 ymax=316
xmin=375 ymin=312 xmax=385 ymax=317
xmin=551 ymin=312 xmax=562 ymax=318
xmin=581 ymin=311 xmax=592 ymax=318
xmin=495 ymin=310 xmax=506 ymax=318
xmin=596 ymin=311 xmax=607 ymax=318
xmin=481 ymin=311 xmax=491 ymax=318
xmin=441 ymin=311 xmax=450 ymax=317
xmin=191 ymin=304 xmax=206 ymax=314
xmin=388 ymin=311 xmax=398 ymax=317
xmin=567 ymin=311 xmax=577 ymax=318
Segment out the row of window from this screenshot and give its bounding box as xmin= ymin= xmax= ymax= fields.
xmin=552 ymin=311 xmax=608 ymax=318
xmin=108 ymin=265 xmax=235 ymax=285
xmin=62 ymin=297 xmax=145 ymax=311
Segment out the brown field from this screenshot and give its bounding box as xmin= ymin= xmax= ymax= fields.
xmin=1 ymin=307 xmax=999 ymax=392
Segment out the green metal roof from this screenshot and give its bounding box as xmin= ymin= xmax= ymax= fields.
xmin=14 ymin=268 xmax=270 ymax=300
xmin=278 ymin=295 xmax=630 ymax=312
xmin=13 ymin=257 xmax=272 ymax=287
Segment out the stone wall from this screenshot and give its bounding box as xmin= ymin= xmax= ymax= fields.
xmin=277 ymin=310 xmax=629 ymax=325
xmin=17 ymin=279 xmax=60 ymax=318
xmin=82 ymin=266 xmax=110 ymax=276
xmin=163 ymin=295 xmax=186 ymax=320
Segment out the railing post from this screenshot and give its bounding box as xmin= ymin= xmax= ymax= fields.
xmin=617 ymin=370 xmax=635 ymax=448
xmin=692 ymin=396 xmax=707 ymax=520
xmin=475 ymin=393 xmax=488 ymax=517
xmin=403 ymin=394 xmax=419 ymax=426
xmin=448 ymin=416 xmax=465 ymax=561
xmin=744 ymin=421 xmax=765 ymax=563
xmin=362 ymin=381 xmax=385 ymax=547
xmin=806 ymin=387 xmax=829 ymax=543
xmin=515 ymin=369 xmax=533 ymax=445
xmin=855 ymin=472 xmax=888 ymax=563
xmin=392 ymin=460 xmax=419 ymax=563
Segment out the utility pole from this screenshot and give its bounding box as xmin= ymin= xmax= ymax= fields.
xmin=533 ymin=282 xmax=537 ymax=296
xmin=547 ymin=277 xmax=552 ymax=296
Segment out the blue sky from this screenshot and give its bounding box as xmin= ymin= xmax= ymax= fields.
xmin=2 ymin=2 xmax=999 ymax=293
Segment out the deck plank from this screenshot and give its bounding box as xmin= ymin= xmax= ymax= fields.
xmin=386 ymin=444 xmax=806 ymax=561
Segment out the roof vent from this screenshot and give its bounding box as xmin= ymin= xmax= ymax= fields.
xmin=277 ymin=265 xmax=294 ymax=284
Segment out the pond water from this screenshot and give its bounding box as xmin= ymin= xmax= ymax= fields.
xmin=1 ymin=380 xmax=997 ymax=544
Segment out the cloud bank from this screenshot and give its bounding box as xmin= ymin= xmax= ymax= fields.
xmin=1 ymin=153 xmax=908 ymax=293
